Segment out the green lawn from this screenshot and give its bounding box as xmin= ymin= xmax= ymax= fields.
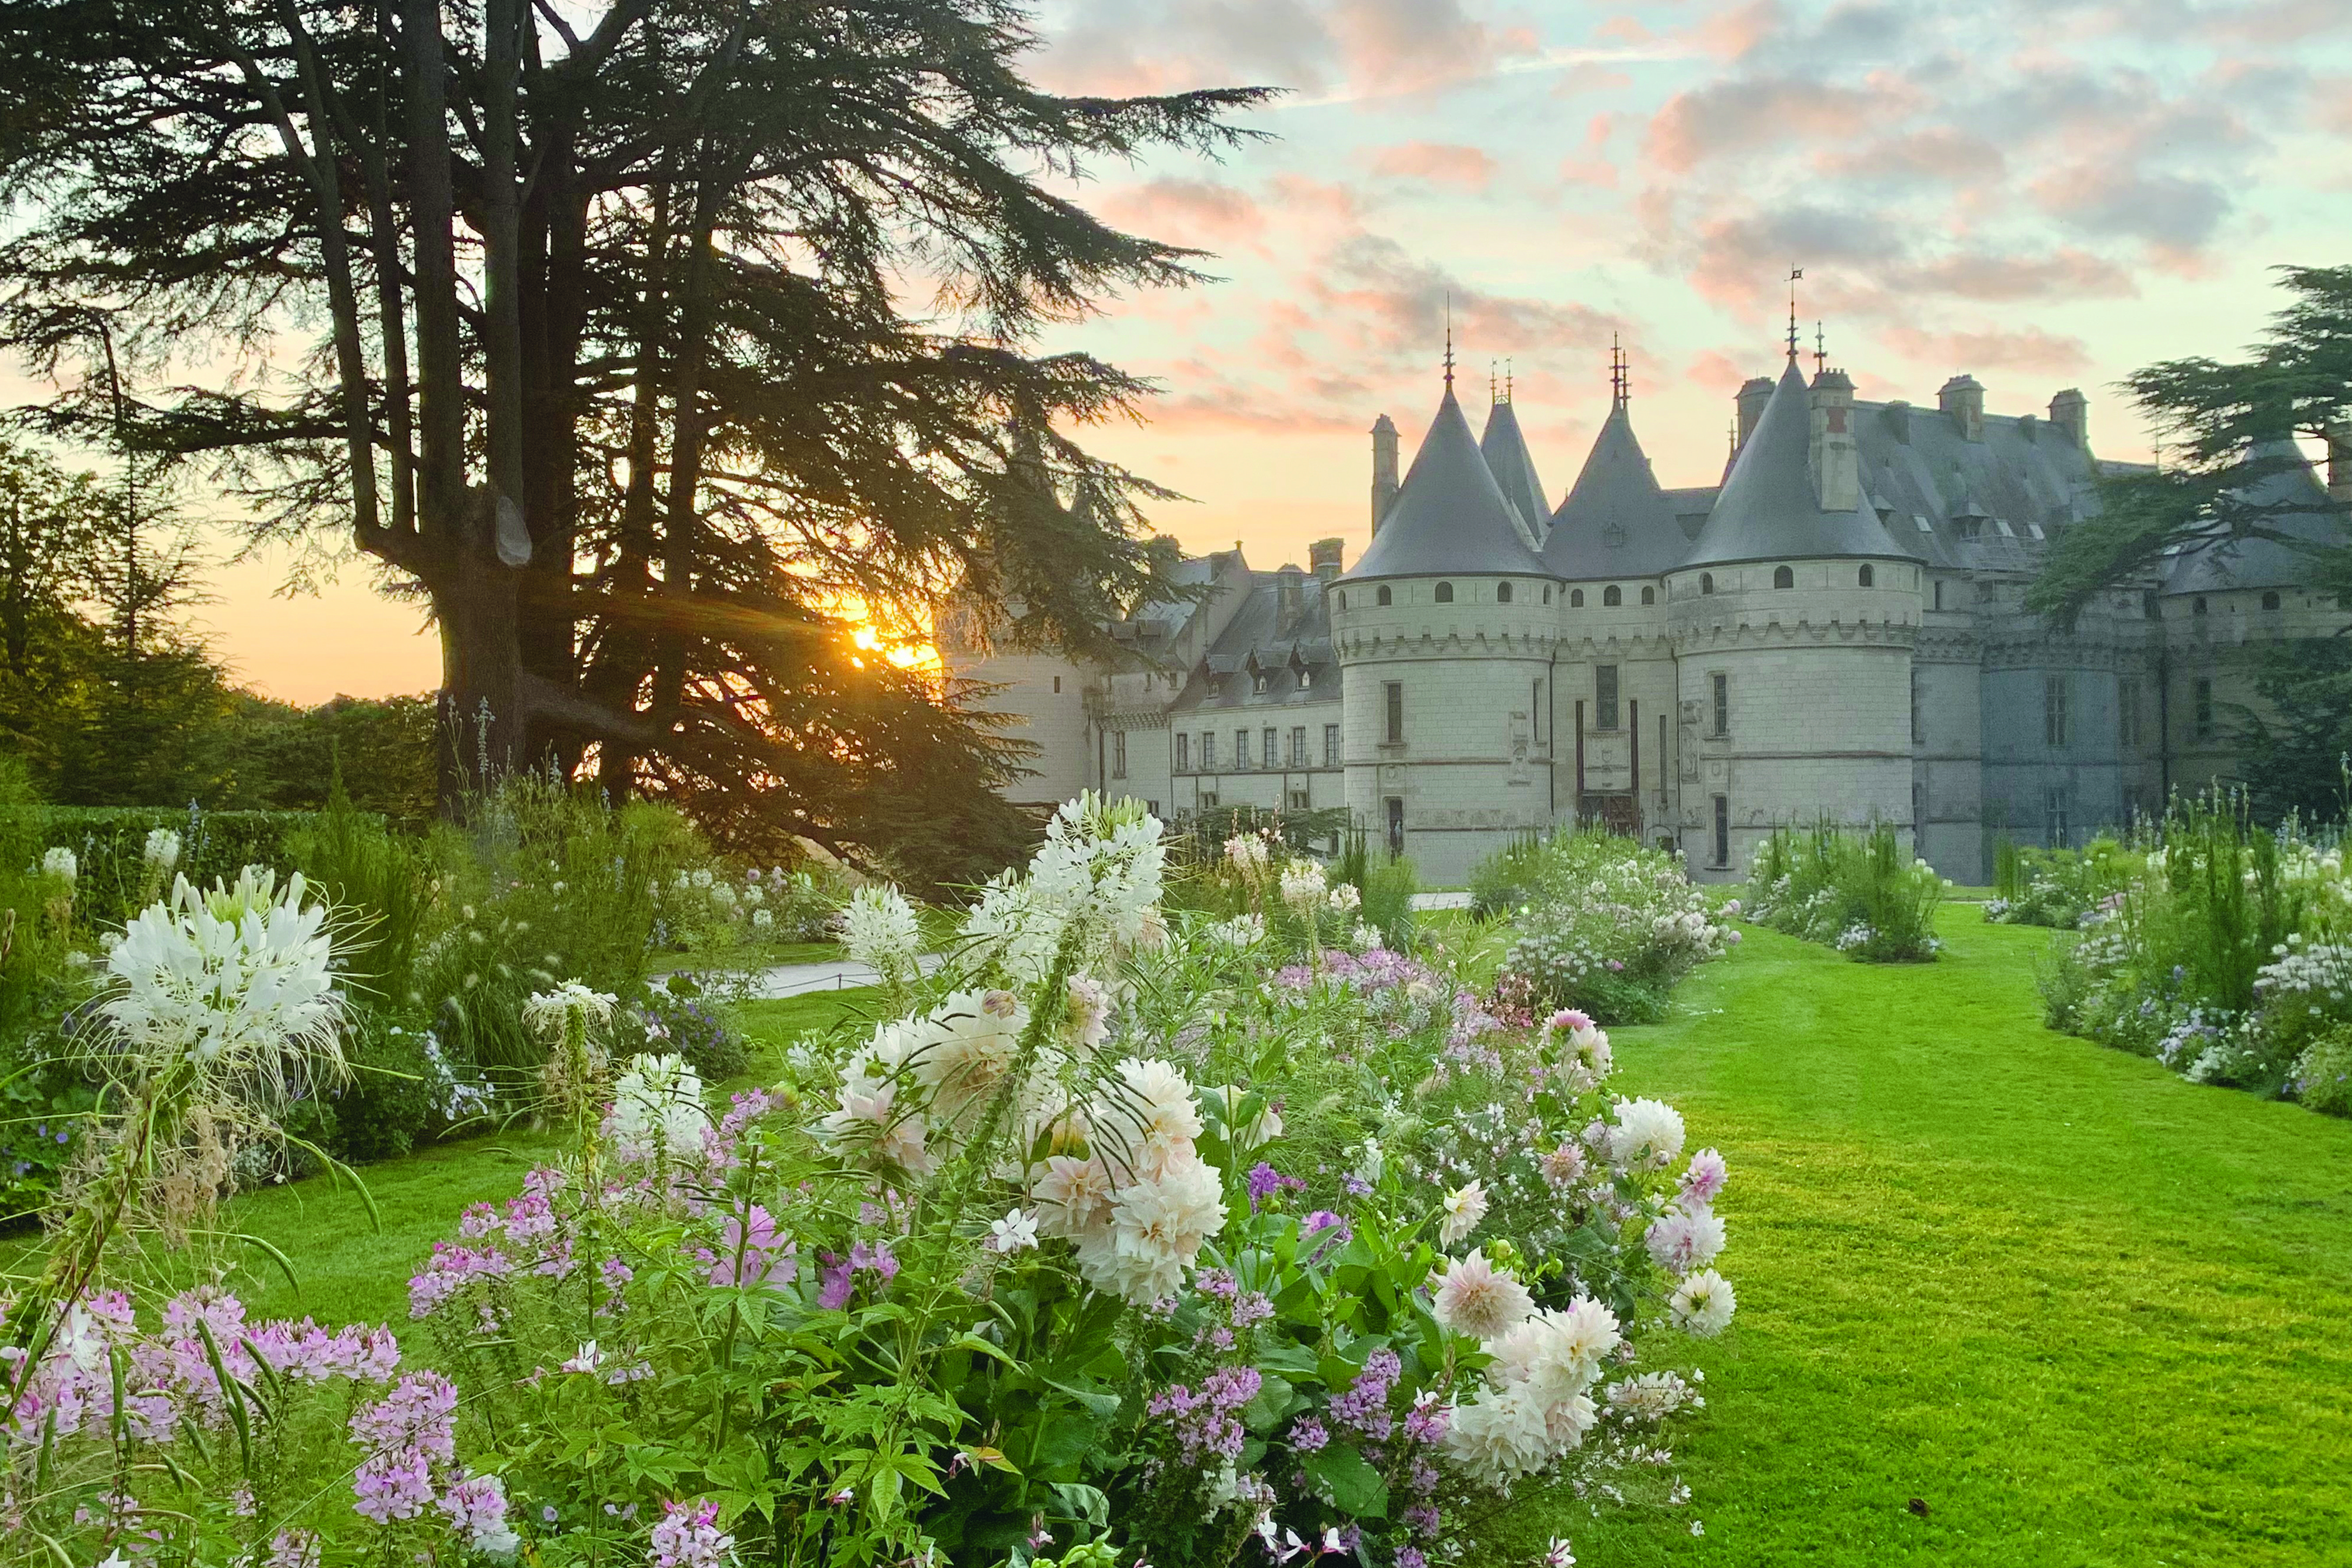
xmin=200 ymin=917 xmax=2352 ymax=1565
xmin=1503 ymin=907 xmax=2352 ymax=1567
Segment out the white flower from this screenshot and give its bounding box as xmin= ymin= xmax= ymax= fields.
xmin=42 ymin=845 xmax=76 ymax=882
xmin=1216 ymin=1087 xmax=1282 ymax=1152
xmin=142 ymin=828 xmax=181 ymax=871
xmin=1063 ymin=975 xmax=1111 ymax=1047
xmin=1606 ymin=1098 xmax=1686 ymax=1171
xmin=1644 ymin=1205 xmax=1727 ymax=1276
xmin=1670 ymin=1269 xmax=1736 ymax=1337
xmin=986 ymin=1208 xmax=1041 ymax=1253
xmin=1431 ymin=1251 xmax=1534 ymax=1340
xmin=1442 ymin=1385 xmax=1552 ymax=1490
xmin=1081 ymin=1157 xmax=1227 ymax=1305
xmin=1278 ymin=860 xmax=1327 ymax=909
xmin=1606 ymin=1371 xmax=1696 ymax=1424
xmin=1350 ymin=921 xmax=1383 ymax=952
xmin=1205 ymin=913 xmax=1266 ymax=949
xmin=560 ymin=1340 xmax=603 ymax=1373
xmin=1224 ymin=834 xmax=1270 ymax=873
xmin=752 ymin=907 xmax=775 ymax=929
xmin=1438 ymin=1179 xmax=1489 ymax=1247
xmin=100 ymin=867 xmax=345 ymax=1093
xmin=692 ymin=868 xmax=714 ymax=889
xmin=1325 ymin=882 xmax=1361 ymax=916
xmin=1032 ymin=1154 xmax=1116 ymax=1245
xmin=522 ymin=982 xmax=618 ymax=1043
xmin=1096 ymin=1057 xmax=1204 ymax=1179
xmin=841 ymin=884 xmax=924 ymax=982
xmin=608 ymin=1053 xmax=712 ymax=1164
xmin=1353 ymin=1137 xmax=1384 ymax=1186
xmin=908 ymin=990 xmax=1027 ymax=1122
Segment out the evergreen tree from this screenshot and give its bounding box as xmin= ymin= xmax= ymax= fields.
xmin=0 ymin=0 xmax=1265 ymax=882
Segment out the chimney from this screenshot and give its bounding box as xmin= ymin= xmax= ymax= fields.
xmin=1309 ymin=537 xmax=1344 ymax=582
xmin=1276 ymin=566 xmax=1304 ymax=627
xmin=2017 ymin=412 xmax=2039 ymax=444
xmin=2048 ymin=388 xmax=2087 ymax=448
xmin=1883 ymin=400 xmax=1911 ymax=444
xmin=1940 ymin=374 xmax=1985 ymax=443
xmin=1736 ymin=377 xmax=1774 ymax=449
xmin=1370 ymin=414 xmax=1400 ymax=532
xmin=1809 ymin=368 xmax=1860 ymax=512
xmin=2331 ymin=419 xmax=2352 ymax=506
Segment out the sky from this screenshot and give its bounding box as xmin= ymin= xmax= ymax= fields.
xmin=91 ymin=0 xmax=2352 ymax=702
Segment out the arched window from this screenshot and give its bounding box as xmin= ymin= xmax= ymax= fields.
xmin=1603 ymin=585 xmax=1622 ymax=607
xmin=1773 ymin=565 xmax=1794 ymax=589
xmin=2262 ymin=589 xmax=2281 ymax=610
xmin=1859 ymin=564 xmax=1875 ymax=587
xmin=1376 ymin=585 xmax=1392 ymax=606
xmin=2193 ymin=596 xmax=2208 ymax=616
xmin=1641 ymin=586 xmax=1656 ymax=605
xmin=1570 ymin=588 xmax=1585 ymax=608
xmin=1700 ymin=573 xmax=1714 ymax=595
xmin=1435 ymin=582 xmax=1454 ymax=603
xmin=1497 ymin=582 xmax=1513 ymax=604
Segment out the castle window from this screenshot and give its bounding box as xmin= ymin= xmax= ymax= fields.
xmin=1711 ymin=672 xmax=1729 ymax=738
xmin=1337 ymin=591 xmax=1346 ymax=611
xmin=1571 ymin=589 xmax=1585 ymax=608
xmin=1253 ymin=671 xmax=1269 ymax=694
xmin=1199 ymin=791 xmax=1218 ymax=808
xmin=1603 ymin=586 xmax=1622 ymax=607
xmin=1263 ymin=727 xmax=1278 ymax=768
xmin=1386 ymin=797 xmax=1405 ymax=855
xmin=2142 ymin=590 xmax=2159 ymax=619
xmin=1596 ymin=665 xmax=1620 ymax=731
xmin=1324 ymin=723 xmax=1340 ymax=766
xmin=1773 ymin=565 xmax=1795 ymax=589
xmin=1701 ymin=573 xmax=1715 ymax=595
xmin=1641 ymin=586 xmax=1656 ymax=605
xmin=1236 ymin=728 xmax=1250 ymax=768
xmin=2194 ymin=678 xmax=2214 ymax=741
xmin=2119 ymin=677 xmax=2142 ymax=748
xmin=1385 ymin=681 xmax=1404 ymax=744
xmin=1176 ymin=733 xmax=1190 ymax=772
xmin=2046 ymin=786 xmax=2071 ymax=849
xmin=1934 ymin=580 xmax=1944 ymax=611
xmin=1543 ymin=586 xmax=1552 ymax=604
xmin=1497 ymin=582 xmax=1513 ymax=604
xmin=1112 ymin=731 xmax=1128 ymax=780
xmin=1911 ymin=666 xmax=1922 ymax=745
xmin=1301 ymin=666 xmax=1315 ymax=690
xmin=1053 ymin=675 xmax=1062 ymax=693
xmin=2044 ymin=675 xmax=2068 ymax=748
xmin=1712 ymin=794 xmax=1729 ymax=868
xmin=2193 ymin=597 xmax=2208 ymax=616
xmin=1201 ymin=732 xmax=1215 ymax=769
xmin=1290 ymin=725 xmax=1306 ymax=766
xmin=1859 ymin=564 xmax=1875 ymax=587
xmin=1435 ymin=581 xmax=1455 ymax=603
xmin=2262 ymin=589 xmax=2282 ymax=610
xmin=1289 ymin=789 xmax=1310 ymax=809
xmin=1377 ymin=586 xmax=1392 ymax=607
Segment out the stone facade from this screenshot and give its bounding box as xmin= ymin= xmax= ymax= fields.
xmin=950 ymin=354 xmax=2351 ymax=886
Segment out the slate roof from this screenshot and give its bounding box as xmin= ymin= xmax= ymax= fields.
xmin=2163 ymin=439 xmax=2347 ymax=596
xmin=1847 ymin=392 xmax=2103 ymax=576
xmin=1681 ymin=360 xmax=1917 ymax=569
xmin=1542 ymin=403 xmax=1692 ymax=579
xmin=1478 ymin=398 xmax=1551 ymax=547
xmin=1171 ymin=567 xmax=1343 ymax=713
xmin=1343 ymin=385 xmax=1551 ymax=581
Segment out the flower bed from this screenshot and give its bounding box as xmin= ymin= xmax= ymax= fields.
xmin=7 ymin=794 xmax=1739 ymax=1568
xmin=1484 ymin=830 xmax=1737 ymax=1024
xmin=2036 ymin=794 xmax=2352 ymax=1115
xmin=1742 ymin=822 xmax=1946 ymax=962
xmin=1982 ymin=838 xmax=2137 ymax=928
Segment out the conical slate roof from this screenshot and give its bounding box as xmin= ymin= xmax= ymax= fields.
xmin=2164 ymin=438 xmax=2346 ymax=595
xmin=1479 ymin=399 xmax=1549 ymax=547
xmin=1344 ymin=386 xmax=1551 ymax=580
xmin=1681 ymin=359 xmax=1917 ymax=569
xmin=1543 ymin=402 xmax=1690 ymax=579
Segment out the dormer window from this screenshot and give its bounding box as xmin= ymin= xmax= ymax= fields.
xmin=1603 ymin=586 xmax=1622 ymax=607
xmin=1435 ymin=582 xmax=1454 ymax=604
xmin=1497 ymin=582 xmax=1513 ymax=604
xmin=1300 ymin=667 xmax=1315 ymax=690
xmin=1252 ymin=670 xmax=1270 ymax=693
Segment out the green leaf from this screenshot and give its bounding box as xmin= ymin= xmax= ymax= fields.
xmin=1302 ymin=1444 xmax=1389 ymax=1519
xmin=1240 ymin=1373 xmax=1297 ymax=1434
xmin=1254 ymin=1342 xmax=1322 ymax=1380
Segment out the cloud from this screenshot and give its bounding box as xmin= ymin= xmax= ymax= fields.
xmin=1099 ymin=178 xmax=1270 ymax=250
xmin=1644 ymin=77 xmax=1920 ymax=173
xmin=1325 ymin=0 xmax=1540 ymax=98
xmin=1368 ymin=141 xmax=1499 ymax=188
xmin=1878 ymin=324 xmax=2094 ymax=378
xmin=2029 ymin=165 xmax=2233 ymax=249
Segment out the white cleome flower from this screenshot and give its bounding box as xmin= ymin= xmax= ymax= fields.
xmin=1438 ymin=1179 xmax=1490 ymax=1247
xmin=100 ymin=867 xmax=345 ymax=1097
xmin=1277 ymin=860 xmax=1328 ymax=910
xmin=986 ymin=1208 xmax=1041 ymax=1253
xmin=608 ymin=1053 xmax=713 ymax=1163
xmin=841 ymin=884 xmax=924 ymax=980
xmin=1670 ymin=1269 xmax=1736 ymax=1337
xmin=522 ymin=981 xmax=619 ymax=1043
xmin=142 ymin=828 xmax=181 ymax=870
xmin=42 ymin=845 xmax=77 ymax=882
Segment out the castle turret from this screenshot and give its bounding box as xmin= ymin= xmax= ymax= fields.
xmin=1479 ymin=394 xmax=1549 ymax=547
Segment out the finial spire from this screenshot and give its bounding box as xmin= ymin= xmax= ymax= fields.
xmin=1609 ymin=335 xmax=1629 ymax=409
xmin=1443 ymin=292 xmax=1454 ymax=389
xmin=1813 ymin=320 xmax=1826 ymax=379
xmin=1787 ymin=267 xmax=1804 ymax=362
xmin=1505 ymin=358 xmax=1513 ymax=402
xmin=1489 ymin=359 xmax=1497 ymax=403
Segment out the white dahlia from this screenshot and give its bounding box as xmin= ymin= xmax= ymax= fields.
xmin=1606 ymin=1097 xmax=1687 ymax=1172
xmin=1670 ymin=1269 xmax=1736 ymax=1337
xmin=1431 ymin=1251 xmax=1535 ymax=1341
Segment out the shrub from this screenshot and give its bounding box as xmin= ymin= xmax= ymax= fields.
xmin=1487 ymin=829 xmax=1735 ymax=1024
xmin=1986 ymin=837 xmax=2138 ymax=927
xmin=2291 ymin=1028 xmax=2352 ymax=1115
xmin=1745 ymin=821 xmax=1946 ymax=961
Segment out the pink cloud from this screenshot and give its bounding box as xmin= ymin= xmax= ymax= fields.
xmin=1553 ymin=61 xmax=1633 ymax=96
xmin=1368 ymin=141 xmax=1498 ymax=189
xmin=1326 ymin=0 xmax=1531 ymax=99
xmin=1686 ymin=0 xmax=1783 ymax=61
xmin=1878 ymin=324 xmax=2093 ymax=378
xmin=1682 ymin=349 xmax=1755 ymax=395
xmin=1099 ymin=178 xmax=1269 ymax=250
xmin=1813 ymin=127 xmax=2006 ymax=185
xmin=1645 ymin=77 xmax=1919 ymax=173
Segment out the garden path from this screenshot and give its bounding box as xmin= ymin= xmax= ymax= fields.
xmin=746 ymin=952 xmax=946 ymax=998
xmin=1505 ymin=906 xmax=2352 ymax=1567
